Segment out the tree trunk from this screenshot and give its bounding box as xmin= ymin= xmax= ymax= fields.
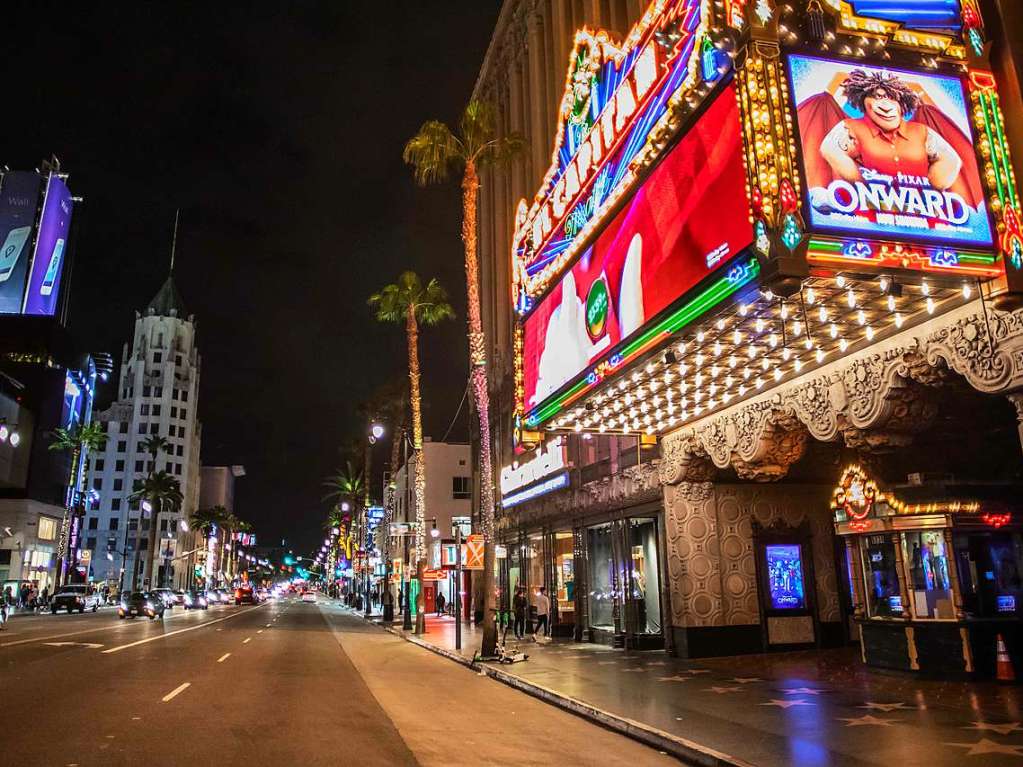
xmin=407 ymin=305 xmax=428 ymax=634
xmin=461 ymin=162 xmax=498 ymax=655
xmin=384 ymin=422 xmax=403 ymax=605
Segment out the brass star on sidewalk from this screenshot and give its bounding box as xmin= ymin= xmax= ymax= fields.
xmin=761 ymin=698 xmax=813 ymax=708
xmin=963 ymin=722 xmax=1023 ymax=736
xmin=732 ymin=677 xmax=763 ymax=684
xmin=657 ymin=675 xmax=691 ymax=682
xmin=706 ymin=686 xmax=742 ymax=694
xmin=837 ymin=715 xmax=899 ymax=727
xmin=781 ymin=687 xmax=826 ymax=695
xmin=859 ymin=702 xmax=910 ymax=712
xmin=945 ymin=739 xmax=1023 ymax=756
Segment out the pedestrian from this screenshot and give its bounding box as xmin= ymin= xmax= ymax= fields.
xmin=436 ymin=591 xmax=446 ymax=617
xmin=533 ymin=586 xmax=550 ymax=640
xmin=19 ymin=583 xmax=29 ymax=609
xmin=512 ymin=586 xmax=527 ymax=640
xmin=41 ymin=586 xmax=49 ymax=606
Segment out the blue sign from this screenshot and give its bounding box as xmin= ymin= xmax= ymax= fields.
xmin=848 ymin=1 xmax=960 ymax=33
xmin=0 ymin=172 xmax=43 ymax=314
xmin=766 ymin=544 xmax=806 ymax=610
xmin=23 ymin=174 xmax=73 ymax=316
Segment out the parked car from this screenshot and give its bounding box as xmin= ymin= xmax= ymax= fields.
xmin=182 ymin=590 xmax=208 ymax=610
xmin=117 ymin=591 xmax=165 ymax=620
xmin=51 ymin=585 xmax=103 ymax=614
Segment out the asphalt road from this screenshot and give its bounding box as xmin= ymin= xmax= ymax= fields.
xmin=0 ymin=598 xmax=673 ymax=766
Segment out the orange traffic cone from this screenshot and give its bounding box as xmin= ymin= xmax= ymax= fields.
xmin=996 ymin=633 xmax=1016 ymax=683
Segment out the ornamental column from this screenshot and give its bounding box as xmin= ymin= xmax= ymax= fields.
xmin=527 ymin=10 xmax=550 ymax=182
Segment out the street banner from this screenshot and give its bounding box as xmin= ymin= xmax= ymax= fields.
xmin=465 ymin=534 xmax=484 ymax=570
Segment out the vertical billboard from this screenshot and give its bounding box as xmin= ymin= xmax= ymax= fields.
xmin=0 ymin=172 xmax=43 ymax=314
xmin=765 ymin=544 xmax=806 ymax=610
xmin=23 ymin=174 xmax=74 ymax=316
xmin=788 ymin=55 xmax=992 ymax=248
xmin=522 ymin=84 xmax=751 ymax=411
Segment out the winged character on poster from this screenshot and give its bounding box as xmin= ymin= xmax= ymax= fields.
xmin=789 ymin=56 xmax=993 ymax=247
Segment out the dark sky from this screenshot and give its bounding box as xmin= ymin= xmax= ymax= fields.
xmin=2 ymin=1 xmax=501 ymax=554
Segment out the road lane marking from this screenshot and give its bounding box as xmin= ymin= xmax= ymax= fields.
xmin=217 ymin=653 xmax=231 ymax=663
xmin=43 ymin=641 xmax=103 ymax=649
xmin=265 ymin=624 xmax=271 ymax=627
xmin=102 ymin=605 xmax=264 ymax=654
xmin=243 ymin=637 xmax=251 ymax=644
xmin=0 ymin=607 xmax=204 ymax=648
xmin=161 ymin=682 xmax=190 ymax=702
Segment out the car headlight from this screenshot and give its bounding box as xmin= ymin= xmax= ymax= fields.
xmin=183 ymin=596 xmax=192 ymax=605
xmin=145 ymin=601 xmax=154 ymax=610
xmin=199 ymin=597 xmax=206 ymax=605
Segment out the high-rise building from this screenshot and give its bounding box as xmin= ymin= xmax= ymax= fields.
xmin=84 ymin=274 xmax=202 ymax=591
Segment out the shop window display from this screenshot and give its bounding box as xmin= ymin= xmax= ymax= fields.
xmin=862 ymin=536 xmax=902 ymax=617
xmin=955 ymin=532 xmax=1023 ymax=617
xmin=627 ymin=517 xmax=662 ymax=634
xmin=587 ymin=523 xmax=617 ymax=630
xmin=553 ymin=532 xmax=575 ymax=626
xmin=904 ymin=531 xmax=953 ymax=619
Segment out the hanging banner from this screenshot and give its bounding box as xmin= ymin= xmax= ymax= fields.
xmin=464 ymin=534 xmax=484 ymax=570
xmin=0 ymin=172 xmax=42 ymax=314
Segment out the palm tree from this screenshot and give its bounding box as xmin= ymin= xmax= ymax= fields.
xmin=405 ymin=102 xmax=525 ymax=654
xmin=139 ymin=434 xmax=172 ymax=473
xmin=129 ymin=470 xmax=183 ymax=589
xmin=190 ymin=505 xmax=229 ymax=585
xmin=322 ymin=462 xmax=365 ymax=507
xmin=49 ymin=422 xmax=109 ymax=586
xmin=369 ymin=271 xmax=454 ymax=633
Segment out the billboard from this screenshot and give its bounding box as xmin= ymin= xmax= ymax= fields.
xmin=23 ymin=174 xmax=74 ymax=316
xmin=765 ymin=544 xmax=806 ymax=611
xmin=522 ymin=83 xmax=751 ymax=411
xmin=0 ymin=172 xmax=43 ymax=314
xmin=845 ymin=1 xmax=961 ymax=33
xmin=789 ymin=55 xmax=992 ymax=248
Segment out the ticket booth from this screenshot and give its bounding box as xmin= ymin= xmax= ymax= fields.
xmin=832 ymin=465 xmax=1023 ymax=678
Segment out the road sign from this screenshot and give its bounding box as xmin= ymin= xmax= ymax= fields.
xmin=465 ymin=534 xmax=484 ymax=570
xmin=421 ymin=569 xmax=446 ymax=581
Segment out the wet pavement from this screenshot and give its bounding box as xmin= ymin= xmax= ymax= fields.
xmin=375 ymin=611 xmax=1023 ymax=766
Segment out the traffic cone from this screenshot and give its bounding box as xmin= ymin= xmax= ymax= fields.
xmin=996 ymin=633 xmax=1016 ymax=683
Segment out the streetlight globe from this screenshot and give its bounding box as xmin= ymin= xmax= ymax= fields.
xmin=430 ymin=527 xmax=440 ymax=539
xmin=340 ymin=502 xmax=351 ymax=512
xmin=371 ymin=423 xmax=385 ymax=440
xmin=9 ymin=431 xmax=20 ymax=447
xmin=0 ymin=424 xmax=8 ymax=442
xmin=141 ymin=499 xmax=153 ymax=513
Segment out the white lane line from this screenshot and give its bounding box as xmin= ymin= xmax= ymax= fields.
xmin=0 ymin=607 xmax=202 ymax=648
xmin=161 ymin=682 xmax=190 ymax=702
xmin=265 ymin=624 xmax=271 ymax=627
xmin=217 ymin=653 xmax=231 ymax=663
xmin=243 ymin=637 xmax=251 ymax=644
xmin=257 ymin=630 xmax=263 ymax=634
xmin=102 ymin=605 xmax=264 ymax=654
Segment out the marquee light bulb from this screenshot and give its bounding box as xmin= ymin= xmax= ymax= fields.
xmin=829 ymin=323 xmax=838 ymax=339
xmin=728 ymin=355 xmax=737 ymax=368
xmin=839 ymin=338 xmax=848 ymax=352
xmin=696 ymin=330 xmax=705 ymax=343
xmin=768 ymin=333 xmax=778 ymax=348
xmin=747 ymin=344 xmax=757 ymax=359
xmin=836 ymin=275 xmax=846 ymax=287
xmin=773 ymin=368 xmax=782 ymax=382
xmin=879 ymin=276 xmax=890 ymax=292
xmin=865 ymin=325 xmax=875 ymax=341
xmin=962 ymin=283 xmax=972 ymax=300
xmin=755 ymin=318 xmax=765 ymax=333
xmin=761 ymin=358 xmax=770 ymax=370
xmin=713 ymin=341 xmax=722 ymax=356
xmin=733 ymin=329 xmax=742 ymax=345
xmin=816 ymin=348 xmax=825 ymax=364
xmin=926 ymin=297 xmax=935 ymax=314
xmin=780 ymin=304 xmax=789 ymax=320
xmin=738 ymin=304 xmax=749 ymax=316
xmin=847 ymin=289 xmax=856 ymax=308
xmin=794 ymin=359 xmax=803 ymax=372
xmin=792 ymin=320 xmax=802 ymax=336
xmin=921 ymin=281 xmax=930 ymax=296
xmin=695 ymin=353 xmax=705 ymax=366
xmin=818 ymin=306 xmax=828 ymax=323
xmin=804 ymin=337 xmax=813 ymax=350
xmin=887 ymin=294 xmax=896 ymax=312
xmin=857 ymin=310 xmax=866 ymax=325
xmin=805 ymin=288 xmax=816 ymax=304
xmin=716 ymin=318 xmax=725 ymax=330
xmin=782 ymin=347 xmax=791 ymax=361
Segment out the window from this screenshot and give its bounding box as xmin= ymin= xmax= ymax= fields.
xmin=93 ymin=478 xmax=102 ymax=490
xmin=117 ymin=441 xmax=126 ymax=453
xmin=149 ymin=423 xmax=158 ymax=434
xmin=153 ymin=352 xmax=162 ymax=364
xmin=142 ymin=518 xmax=151 ymax=531
xmin=172 ymin=389 xmax=179 ymax=400
xmin=452 ymin=476 xmax=471 ymax=499
xmin=109 ymin=517 xmax=119 ymax=530
xmin=904 ymin=531 xmax=954 ymax=619
xmin=89 ymin=498 xmax=100 ymax=511
xmin=862 ymin=535 xmax=903 ymax=618
xmin=120 ymin=421 xmax=128 ymax=433
xmin=135 ymin=460 xmax=144 ymax=473
xmin=37 ymin=517 xmax=58 ymax=540
xmin=113 ymin=479 xmax=123 ymax=491
xmin=111 ymin=499 xmax=121 ymax=512
xmin=138 ymin=423 xmax=146 ymax=434
xmin=155 ymin=386 xmax=163 ymax=397
xmin=174 ymin=464 xmax=182 ymax=476
xmin=159 ymin=518 xmax=168 ymax=532
xmin=176 ymin=445 xmax=183 ymax=457
xmin=115 ymin=460 xmax=124 ymax=472
xmin=139 ymin=538 xmax=149 ymax=551
xmin=128 ymin=518 xmax=138 ymax=531
xmin=88 ymin=517 xmax=98 ymax=530
xmin=86 ymin=537 xmax=96 ymax=551
xmin=176 ymin=355 xmax=183 ymax=366
xmin=141 ymin=404 xmax=150 ymax=416
xmin=181 ymin=391 xmax=188 ymax=402
xmin=130 ymin=499 xmax=139 ymax=511
xmin=180 ymin=409 xmax=187 ymax=420
xmin=143 ymin=386 xmax=151 ymax=397
xmin=171 ymin=407 xmax=177 ymax=418
xmin=152 ymin=405 xmax=161 ymax=416
xmin=94 ymin=459 xmax=105 ymax=471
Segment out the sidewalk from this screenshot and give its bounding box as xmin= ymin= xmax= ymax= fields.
xmin=357 ymin=609 xmax=1023 ymax=766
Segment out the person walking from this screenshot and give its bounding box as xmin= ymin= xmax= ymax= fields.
xmin=533 ymin=586 xmax=550 ymax=641
xmin=435 ymin=591 xmax=446 ymax=617
xmin=512 ymin=586 xmax=528 ymax=640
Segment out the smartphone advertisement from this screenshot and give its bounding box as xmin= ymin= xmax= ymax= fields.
xmin=522 ymin=83 xmax=751 ymax=410
xmin=0 ymin=172 xmax=43 ymax=314
xmin=24 ymin=174 xmax=74 ymax=316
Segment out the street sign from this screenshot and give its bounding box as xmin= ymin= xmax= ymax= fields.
xmin=388 ymin=522 xmax=412 ymax=536
xmin=421 ymin=569 xmax=446 ymax=581
xmin=79 ymin=550 xmax=92 ymax=565
xmin=465 ymin=534 xmax=484 ymax=570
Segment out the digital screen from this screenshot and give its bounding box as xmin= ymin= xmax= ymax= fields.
xmin=788 ymin=55 xmax=992 ymax=248
xmin=24 ymin=174 xmax=73 ymax=316
xmin=888 ymin=595 xmax=904 ymax=613
xmin=522 ymin=83 xmax=751 ymax=411
xmin=998 ymin=595 xmax=1017 ymax=613
xmin=60 ymin=373 xmax=84 ymax=430
xmin=0 ymin=172 xmax=43 ymax=314
xmin=766 ymin=544 xmax=806 ymax=610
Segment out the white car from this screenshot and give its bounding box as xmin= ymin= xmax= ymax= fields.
xmin=301 ymin=591 xmax=316 ymax=603
xmin=50 ymin=585 xmax=103 ymax=614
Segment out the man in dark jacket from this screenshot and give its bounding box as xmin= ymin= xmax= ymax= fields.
xmin=512 ymin=587 xmax=528 ymax=640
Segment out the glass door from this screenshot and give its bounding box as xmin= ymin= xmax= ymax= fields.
xmin=623 ymin=517 xmax=662 ymax=637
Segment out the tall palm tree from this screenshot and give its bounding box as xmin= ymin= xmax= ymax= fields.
xmin=190 ymin=505 xmax=229 ymax=585
xmin=404 ymin=102 xmax=525 ymax=654
xmin=322 ymin=462 xmax=365 ymax=507
xmin=139 ymin=434 xmax=172 ymax=473
xmin=129 ymin=470 xmax=183 ymax=589
xmin=369 ymin=271 xmax=454 ymax=633
xmin=49 ymin=422 xmax=109 ymax=586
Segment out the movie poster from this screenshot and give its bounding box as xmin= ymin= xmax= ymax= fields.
xmin=788 ymin=55 xmax=993 ymax=248
xmin=522 ymin=84 xmax=752 ymax=410
xmin=765 ymin=544 xmax=806 ymax=611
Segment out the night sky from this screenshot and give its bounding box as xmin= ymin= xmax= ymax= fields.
xmin=1 ymin=1 xmax=502 ymax=554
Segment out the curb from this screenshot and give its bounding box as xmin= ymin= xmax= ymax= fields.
xmin=355 ymin=610 xmax=754 ymax=767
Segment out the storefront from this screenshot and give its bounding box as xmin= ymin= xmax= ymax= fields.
xmin=833 ymin=465 xmax=1023 ymax=677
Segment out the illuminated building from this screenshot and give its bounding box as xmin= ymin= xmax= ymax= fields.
xmin=84 ymin=274 xmax=203 ymax=591
xmin=476 ymin=0 xmax=1023 ymax=671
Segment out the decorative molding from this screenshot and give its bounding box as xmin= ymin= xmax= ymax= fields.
xmin=661 ymin=304 xmax=1023 ymax=484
